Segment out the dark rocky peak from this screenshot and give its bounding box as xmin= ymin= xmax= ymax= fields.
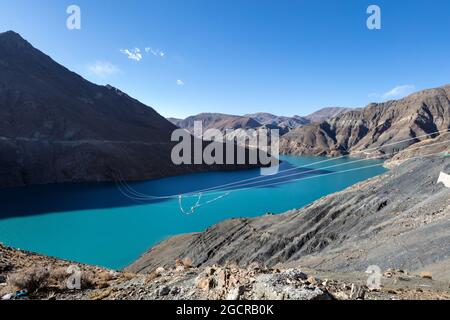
xmin=0 ymin=30 xmax=34 ymax=51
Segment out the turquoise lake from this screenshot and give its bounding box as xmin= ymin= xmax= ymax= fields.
xmin=0 ymin=156 xmax=387 ymax=270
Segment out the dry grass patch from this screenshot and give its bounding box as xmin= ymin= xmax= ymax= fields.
xmin=7 ymin=267 xmax=50 ymax=293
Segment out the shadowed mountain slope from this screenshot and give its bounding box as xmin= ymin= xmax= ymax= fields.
xmin=0 ymin=31 xmax=262 ymax=188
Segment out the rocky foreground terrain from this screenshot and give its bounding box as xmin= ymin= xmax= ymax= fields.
xmin=1 ymin=244 xmax=449 ymax=300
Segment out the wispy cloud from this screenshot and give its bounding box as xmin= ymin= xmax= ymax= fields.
xmin=369 ymin=84 xmax=416 ymax=101
xmin=145 ymin=47 xmax=165 ymax=58
xmin=382 ymin=84 xmax=416 ymax=99
xmin=120 ymin=46 xmax=166 ymax=62
xmin=176 ymin=79 xmax=185 ymax=86
xmin=120 ymin=48 xmax=143 ymax=62
xmin=87 ymin=61 xmax=120 ymax=78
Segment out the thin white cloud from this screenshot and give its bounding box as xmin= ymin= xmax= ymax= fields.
xmin=176 ymin=79 xmax=185 ymax=86
xmin=382 ymin=84 xmax=415 ymax=99
xmin=87 ymin=61 xmax=120 ymax=78
xmin=145 ymin=47 xmax=165 ymax=58
xmin=120 ymin=48 xmax=143 ymax=62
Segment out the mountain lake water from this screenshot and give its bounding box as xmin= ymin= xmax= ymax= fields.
xmin=0 ymin=156 xmax=387 ymax=270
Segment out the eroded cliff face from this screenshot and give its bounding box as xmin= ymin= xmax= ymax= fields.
xmin=280 ymin=86 xmax=450 ymax=156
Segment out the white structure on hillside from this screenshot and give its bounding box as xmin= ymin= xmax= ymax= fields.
xmin=437 ymin=171 xmax=450 ymax=188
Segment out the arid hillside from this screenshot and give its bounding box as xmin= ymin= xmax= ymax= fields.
xmin=0 ymin=31 xmax=263 ymax=188
xmin=280 ymin=86 xmax=450 ymax=156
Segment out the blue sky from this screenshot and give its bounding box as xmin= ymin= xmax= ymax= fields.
xmin=1 ymin=0 xmax=450 ymax=118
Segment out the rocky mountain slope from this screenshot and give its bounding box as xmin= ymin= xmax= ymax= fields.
xmin=280 ymin=86 xmax=450 ymax=156
xmin=0 ymin=31 xmax=262 ymax=188
xmin=127 ymin=154 xmax=450 ymax=282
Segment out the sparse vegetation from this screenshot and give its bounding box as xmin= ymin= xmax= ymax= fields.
xmin=7 ymin=267 xmax=50 ymax=293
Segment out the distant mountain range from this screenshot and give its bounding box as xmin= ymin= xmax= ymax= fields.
xmin=0 ymin=31 xmax=261 ymax=188
xmin=168 ymin=107 xmax=353 ymax=136
xmin=168 ymin=113 xmax=263 ymax=133
xmin=302 ymin=107 xmax=355 ymax=123
xmin=169 ymin=85 xmax=449 ymax=159
xmin=244 ymin=113 xmax=310 ymax=128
